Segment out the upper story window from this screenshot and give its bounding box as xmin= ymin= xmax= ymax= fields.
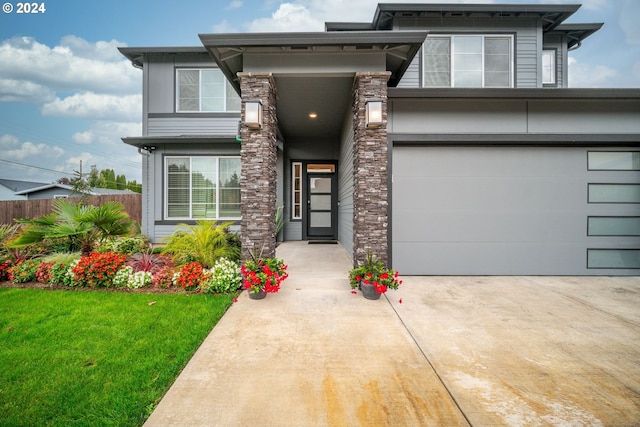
xmin=542 ymin=49 xmax=556 ymax=85
xmin=176 ymin=69 xmax=241 ymax=112
xmin=423 ymin=35 xmax=513 ymax=88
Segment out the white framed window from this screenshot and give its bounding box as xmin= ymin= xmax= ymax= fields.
xmin=423 ymin=35 xmax=513 ymax=88
xmin=165 ymin=156 xmax=241 ymax=219
xmin=176 ymin=69 xmax=241 ymax=112
xmin=542 ymin=49 xmax=556 ymax=85
xmin=291 ymin=162 xmax=302 ymax=220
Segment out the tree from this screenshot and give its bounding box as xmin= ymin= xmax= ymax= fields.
xmin=8 ymin=199 xmax=135 ymax=255
xmin=116 ymin=174 xmax=127 ymax=190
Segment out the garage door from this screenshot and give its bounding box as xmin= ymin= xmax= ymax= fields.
xmin=392 ymin=146 xmax=640 ymax=275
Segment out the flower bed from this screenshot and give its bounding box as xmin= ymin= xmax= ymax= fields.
xmin=0 ymin=252 xmax=243 ymax=294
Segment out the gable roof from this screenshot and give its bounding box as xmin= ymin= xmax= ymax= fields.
xmin=0 ymin=178 xmax=48 ymax=192
xmin=15 ymin=183 xmax=136 ymax=196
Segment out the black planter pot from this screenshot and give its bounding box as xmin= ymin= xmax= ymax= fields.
xmin=248 ymin=290 xmax=267 ymax=300
xmin=360 ymin=282 xmax=381 ymax=300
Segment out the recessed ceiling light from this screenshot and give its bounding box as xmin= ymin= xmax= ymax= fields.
xmin=308 ymin=112 xmax=318 ymax=119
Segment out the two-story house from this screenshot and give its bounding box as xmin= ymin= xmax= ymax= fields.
xmin=120 ymin=3 xmax=640 ymax=276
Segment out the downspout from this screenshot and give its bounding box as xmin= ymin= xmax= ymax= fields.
xmin=568 ymin=41 xmax=582 ymax=51
xmin=137 ymin=146 xmax=154 ymax=239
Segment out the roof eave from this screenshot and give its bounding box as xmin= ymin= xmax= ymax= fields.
xmin=199 ymin=31 xmax=428 ymax=91
xmin=549 ymin=23 xmax=604 ymax=48
xmin=118 ymin=46 xmax=208 ymax=67
xmin=372 ymin=3 xmax=581 ymax=31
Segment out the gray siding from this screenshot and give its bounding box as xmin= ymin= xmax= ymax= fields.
xmin=517 ymin=28 xmax=540 ymax=88
xmin=389 ymin=99 xmax=640 ymax=134
xmin=338 ymin=108 xmax=354 ymax=259
xmin=143 ymin=53 xmax=238 ymax=138
xmin=397 ymin=55 xmax=420 ymax=88
xmin=147 ymin=116 xmax=239 ymax=136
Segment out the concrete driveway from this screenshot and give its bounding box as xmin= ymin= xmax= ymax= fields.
xmin=144 ymin=242 xmax=640 ymax=426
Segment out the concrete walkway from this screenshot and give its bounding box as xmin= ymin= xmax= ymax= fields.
xmin=144 ymin=242 xmax=640 ymax=426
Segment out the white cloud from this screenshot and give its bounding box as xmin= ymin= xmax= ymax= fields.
xmin=0 ymin=134 xmax=20 ymax=148
xmin=73 ymin=121 xmax=141 ymax=146
xmin=0 ymin=78 xmax=55 ymax=103
xmin=69 ymin=121 xmax=142 ymax=179
xmin=247 ymin=3 xmax=321 ymax=32
xmin=242 ymin=0 xmax=501 ymax=33
xmin=0 ymin=36 xmax=139 ymax=98
xmin=568 ymin=57 xmax=618 ymax=88
xmin=226 ymin=0 xmax=243 ymax=10
xmin=41 ymin=92 xmax=142 ymax=121
xmin=72 ymin=131 xmax=93 ymax=145
xmin=1 ymin=137 xmax=64 ymax=161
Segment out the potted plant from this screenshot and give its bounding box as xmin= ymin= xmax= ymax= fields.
xmin=349 ymin=251 xmax=402 ymax=300
xmin=241 ymin=255 xmax=288 ymax=299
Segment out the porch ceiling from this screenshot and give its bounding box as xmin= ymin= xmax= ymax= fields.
xmin=275 ymin=75 xmax=354 ymax=140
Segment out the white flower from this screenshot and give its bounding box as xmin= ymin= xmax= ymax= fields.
xmin=113 ymin=266 xmax=133 ymax=288
xmin=127 ymin=271 xmax=152 ymax=289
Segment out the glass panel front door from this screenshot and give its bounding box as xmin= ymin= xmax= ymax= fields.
xmin=306 ymin=172 xmax=337 ymax=239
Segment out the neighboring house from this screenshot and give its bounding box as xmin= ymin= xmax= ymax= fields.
xmin=0 ymin=179 xmax=48 ymax=200
xmin=14 ymin=184 xmax=136 ymax=200
xmin=120 ymin=3 xmax=640 ymax=275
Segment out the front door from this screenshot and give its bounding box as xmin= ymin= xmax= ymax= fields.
xmin=306 ymin=166 xmax=337 ymax=240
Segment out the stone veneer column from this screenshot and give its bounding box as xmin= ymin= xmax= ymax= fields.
xmin=352 ymin=71 xmax=391 ymax=267
xmin=238 ymin=72 xmax=278 ymax=260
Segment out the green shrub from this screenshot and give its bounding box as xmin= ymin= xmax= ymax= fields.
xmin=96 ymin=236 xmax=148 ymax=255
xmin=162 ymin=221 xmax=240 ymax=268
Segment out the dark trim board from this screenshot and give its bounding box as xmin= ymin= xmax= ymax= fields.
xmin=388 ymin=133 xmax=640 ymax=146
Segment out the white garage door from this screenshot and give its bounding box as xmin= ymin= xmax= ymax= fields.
xmin=392 ymin=146 xmax=640 ymax=275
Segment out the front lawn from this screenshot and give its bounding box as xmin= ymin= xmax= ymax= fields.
xmin=0 ymin=288 xmax=235 ymax=426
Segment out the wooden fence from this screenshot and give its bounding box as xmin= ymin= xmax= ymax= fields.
xmin=0 ymin=194 xmax=142 ymax=225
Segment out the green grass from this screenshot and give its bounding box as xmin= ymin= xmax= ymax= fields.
xmin=0 ymin=288 xmax=236 ymax=426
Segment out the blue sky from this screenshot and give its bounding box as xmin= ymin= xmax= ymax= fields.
xmin=0 ymin=0 xmax=638 ymax=183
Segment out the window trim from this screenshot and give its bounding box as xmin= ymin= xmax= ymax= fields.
xmin=422 ymin=34 xmax=514 ymax=88
xmin=587 ymin=216 xmax=640 ymax=237
xmin=175 ymin=68 xmax=240 ymax=113
xmin=587 ymin=249 xmax=640 ymax=269
xmin=291 ymin=161 xmax=302 ymax=220
xmin=164 ymin=155 xmax=241 ymax=220
xmin=542 ymin=48 xmax=557 ymax=86
xmin=587 ymin=151 xmax=640 ymax=171
xmin=588 ymin=183 xmax=640 ymax=204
